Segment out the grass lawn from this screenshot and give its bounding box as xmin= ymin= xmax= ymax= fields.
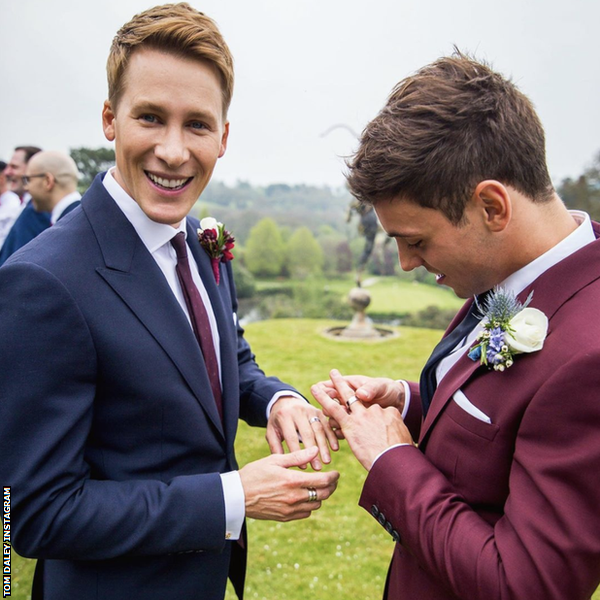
xmin=326 ymin=276 xmax=464 ymax=315
xmin=256 ymin=275 xmax=464 ymax=317
xmin=8 ymin=319 xmax=600 ymax=600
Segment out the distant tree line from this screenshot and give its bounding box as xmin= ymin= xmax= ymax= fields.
xmin=68 ymin=146 xmax=600 ymax=283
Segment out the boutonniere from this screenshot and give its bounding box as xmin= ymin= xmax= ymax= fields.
xmin=197 ymin=217 xmax=235 ymax=284
xmin=468 ymin=287 xmax=548 ymax=371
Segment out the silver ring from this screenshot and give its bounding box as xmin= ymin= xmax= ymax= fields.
xmin=346 ymin=395 xmax=360 ymax=411
xmin=307 ymin=488 xmax=318 ymax=502
xmin=308 ymin=416 xmax=320 ymax=424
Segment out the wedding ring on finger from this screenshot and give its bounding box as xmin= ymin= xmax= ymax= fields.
xmin=307 ymin=488 xmax=318 ymax=502
xmin=308 ymin=416 xmax=320 ymax=425
xmin=346 ymin=395 xmax=360 ymax=412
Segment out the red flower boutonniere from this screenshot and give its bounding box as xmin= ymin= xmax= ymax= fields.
xmin=197 ymin=217 xmax=235 ymax=284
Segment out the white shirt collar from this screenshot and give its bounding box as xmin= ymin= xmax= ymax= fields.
xmin=50 ymin=191 xmax=81 ymax=225
xmin=102 ymin=169 xmax=186 ymax=253
xmin=499 ymin=210 xmax=595 ymax=297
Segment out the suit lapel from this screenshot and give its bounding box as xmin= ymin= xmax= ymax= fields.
xmin=81 ymin=177 xmax=225 ymax=439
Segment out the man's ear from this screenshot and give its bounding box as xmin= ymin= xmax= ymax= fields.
xmin=473 ymin=180 xmax=511 ymax=232
xmin=218 ymin=121 xmax=229 ymax=159
xmin=102 ymin=100 xmax=116 ymax=142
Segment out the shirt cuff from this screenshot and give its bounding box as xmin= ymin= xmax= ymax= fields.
xmin=399 ymin=379 xmax=411 ymax=420
xmin=266 ymin=390 xmax=306 ymax=419
xmin=220 ymin=471 xmax=245 ymax=540
xmin=372 ymin=443 xmax=413 ymax=468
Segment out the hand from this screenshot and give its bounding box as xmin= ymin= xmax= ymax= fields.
xmin=311 ymin=370 xmax=413 ymax=471
xmin=239 ymin=446 xmax=340 ymax=521
xmin=267 ymin=396 xmax=339 ymax=470
xmin=316 ymin=374 xmax=405 ymax=412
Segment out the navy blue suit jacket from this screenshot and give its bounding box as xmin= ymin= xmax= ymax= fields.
xmin=0 ymin=175 xmax=298 ymax=600
xmin=0 ymin=200 xmax=50 ymax=266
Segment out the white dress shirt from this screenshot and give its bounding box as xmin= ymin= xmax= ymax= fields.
xmin=102 ymin=171 xmax=303 ymax=540
xmin=50 ymin=191 xmax=82 ymax=225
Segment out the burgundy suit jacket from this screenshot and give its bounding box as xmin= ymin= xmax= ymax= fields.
xmin=359 ymin=222 xmax=600 ymax=600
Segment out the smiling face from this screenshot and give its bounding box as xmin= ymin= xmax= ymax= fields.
xmin=6 ymin=150 xmax=28 ymax=197
xmin=102 ymin=48 xmax=229 ymax=227
xmin=375 ymin=197 xmax=500 ymax=299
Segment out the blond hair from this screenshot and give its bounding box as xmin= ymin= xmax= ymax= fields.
xmin=107 ymin=3 xmax=234 ymax=116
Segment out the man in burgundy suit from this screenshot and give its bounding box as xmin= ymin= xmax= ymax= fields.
xmin=312 ymin=52 xmax=600 ymax=600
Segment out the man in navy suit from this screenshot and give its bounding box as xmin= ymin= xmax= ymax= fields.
xmin=0 ymin=145 xmax=50 ymax=264
xmin=0 ymin=4 xmax=339 ymax=600
xmin=23 ymin=150 xmax=81 ymax=223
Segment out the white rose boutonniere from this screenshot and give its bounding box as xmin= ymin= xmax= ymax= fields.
xmin=468 ymin=287 xmax=548 ymax=371
xmin=505 ymin=307 xmax=548 ymax=353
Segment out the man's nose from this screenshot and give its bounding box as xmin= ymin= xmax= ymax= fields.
xmin=155 ymin=127 xmax=190 ymax=168
xmin=398 ymin=249 xmax=423 ymax=272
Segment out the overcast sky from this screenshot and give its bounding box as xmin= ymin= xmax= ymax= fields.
xmin=2 ymin=0 xmax=599 ymax=189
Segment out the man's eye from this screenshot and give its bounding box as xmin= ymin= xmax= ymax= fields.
xmin=189 ymin=121 xmax=206 ymax=130
xmin=140 ymin=114 xmax=158 ymax=123
xmin=407 ymin=241 xmax=422 ymax=249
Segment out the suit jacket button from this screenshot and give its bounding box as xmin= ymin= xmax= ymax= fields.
xmin=378 ymin=513 xmax=386 ymax=526
xmin=392 ymin=530 xmax=401 ymax=543
xmin=371 ymin=505 xmax=380 ymax=518
xmin=385 ymin=521 xmax=393 ymax=534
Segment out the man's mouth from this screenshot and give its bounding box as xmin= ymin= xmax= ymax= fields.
xmin=146 ymin=172 xmax=192 ymax=190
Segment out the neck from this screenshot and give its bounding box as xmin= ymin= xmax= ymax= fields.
xmin=506 ymin=194 xmax=578 ymax=270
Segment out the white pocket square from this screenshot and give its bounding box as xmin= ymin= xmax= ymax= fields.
xmin=452 ymin=390 xmax=491 ymax=424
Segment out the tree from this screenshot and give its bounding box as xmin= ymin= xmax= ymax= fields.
xmin=244 ymin=218 xmax=286 ymax=277
xmin=70 ymin=147 xmax=116 ymax=192
xmin=287 ymin=227 xmax=324 ymax=279
xmin=558 ymin=150 xmax=600 ymax=220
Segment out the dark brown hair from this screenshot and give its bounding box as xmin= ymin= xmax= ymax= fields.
xmin=346 ymin=51 xmax=554 ymax=224
xmin=107 ymin=3 xmax=234 ymax=116
xmin=15 ymin=146 xmax=42 ymax=163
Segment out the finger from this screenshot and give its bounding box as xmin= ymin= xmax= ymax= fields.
xmin=295 ymin=418 xmax=323 ymax=470
xmin=291 ymin=468 xmax=340 ymax=490
xmin=319 ymin=416 xmax=340 ymax=452
xmin=307 ymin=415 xmax=336 ymax=464
xmin=272 ymin=446 xmax=319 ymax=469
xmin=330 ymin=370 xmax=367 ymax=413
xmin=278 ymin=417 xmax=303 ymax=455
xmin=311 ymin=384 xmax=349 ymax=424
xmin=329 ymin=369 xmax=356 ymax=402
xmin=265 ymin=426 xmax=285 ymax=455
xmin=327 ymin=417 xmax=346 ymax=441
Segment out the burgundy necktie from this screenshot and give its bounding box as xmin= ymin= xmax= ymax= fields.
xmin=171 ymin=232 xmax=223 ymax=421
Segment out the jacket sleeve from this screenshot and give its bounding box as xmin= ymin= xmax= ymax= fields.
xmin=0 ymin=262 xmax=228 ymax=561
xmin=359 ymin=350 xmax=600 ymax=600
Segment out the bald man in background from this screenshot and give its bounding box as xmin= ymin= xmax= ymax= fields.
xmin=24 ymin=151 xmax=81 ymax=225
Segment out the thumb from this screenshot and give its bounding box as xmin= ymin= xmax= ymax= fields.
xmin=272 ymin=446 xmax=319 ymax=469
xmin=355 ymin=384 xmax=377 ymax=402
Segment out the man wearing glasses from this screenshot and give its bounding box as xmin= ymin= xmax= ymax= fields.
xmin=0 ymin=145 xmax=50 ymax=265
xmin=23 ymin=151 xmax=81 ymax=225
